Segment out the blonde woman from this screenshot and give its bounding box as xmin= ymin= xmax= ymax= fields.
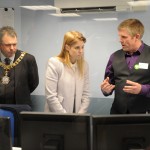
xmin=44 ymin=31 xmax=90 ymax=113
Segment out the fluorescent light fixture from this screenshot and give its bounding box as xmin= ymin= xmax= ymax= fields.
xmin=128 ymin=1 xmax=150 ymax=6
xmin=50 ymin=13 xmax=80 ymax=17
xmin=93 ymin=18 xmax=118 ymax=21
xmin=20 ymin=5 xmax=58 ymax=10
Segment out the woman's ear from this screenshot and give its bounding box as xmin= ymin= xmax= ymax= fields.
xmin=65 ymin=44 xmax=70 ymax=51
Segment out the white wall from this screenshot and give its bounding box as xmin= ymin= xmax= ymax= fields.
xmin=0 ymin=0 xmax=22 ymax=48
xmin=1 ymin=0 xmax=150 ymax=98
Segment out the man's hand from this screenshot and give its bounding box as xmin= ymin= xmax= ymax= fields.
xmin=100 ymin=77 xmax=115 ymax=94
xmin=123 ymin=80 xmax=142 ymax=94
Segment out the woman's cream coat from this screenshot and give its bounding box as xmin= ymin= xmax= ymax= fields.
xmin=44 ymin=57 xmax=90 ymax=113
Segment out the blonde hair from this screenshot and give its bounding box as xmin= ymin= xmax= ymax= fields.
xmin=118 ymin=18 xmax=144 ymax=39
xmin=58 ymin=31 xmax=86 ymax=77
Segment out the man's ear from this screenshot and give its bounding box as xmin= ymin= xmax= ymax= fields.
xmin=135 ymin=33 xmax=141 ymax=39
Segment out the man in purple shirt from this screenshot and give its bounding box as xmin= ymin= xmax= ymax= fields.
xmin=101 ymin=18 xmax=150 ymax=114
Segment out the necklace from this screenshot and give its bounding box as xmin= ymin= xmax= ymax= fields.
xmin=0 ymin=52 xmax=26 ymax=84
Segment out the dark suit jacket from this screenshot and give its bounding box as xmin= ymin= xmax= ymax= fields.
xmin=0 ymin=50 xmax=39 ymax=106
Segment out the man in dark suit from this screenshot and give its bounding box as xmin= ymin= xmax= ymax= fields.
xmin=0 ymin=26 xmax=39 ymax=107
xmin=100 ymin=18 xmax=150 ymax=114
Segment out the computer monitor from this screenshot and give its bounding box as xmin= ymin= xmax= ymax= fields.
xmin=93 ymin=114 xmax=150 ymax=150
xmin=0 ymin=117 xmax=12 ymax=150
xmin=20 ymin=112 xmax=91 ymax=150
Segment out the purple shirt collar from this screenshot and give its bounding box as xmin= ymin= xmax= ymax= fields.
xmin=138 ymin=42 xmax=144 ymax=53
xmin=125 ymin=42 xmax=144 ymax=56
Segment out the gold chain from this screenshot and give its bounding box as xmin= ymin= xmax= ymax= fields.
xmin=0 ymin=52 xmax=26 ymax=70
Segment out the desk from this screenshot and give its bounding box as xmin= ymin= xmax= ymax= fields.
xmin=12 ymin=147 xmax=22 ymax=150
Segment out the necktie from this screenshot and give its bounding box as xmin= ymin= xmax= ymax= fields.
xmin=4 ymin=58 xmax=11 ymax=65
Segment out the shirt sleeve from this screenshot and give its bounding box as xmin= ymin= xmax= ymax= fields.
xmin=78 ymin=61 xmax=90 ymax=113
xmin=104 ymin=53 xmax=115 ymax=85
xmin=140 ymin=85 xmax=150 ymax=98
xmin=45 ymin=57 xmax=66 ymax=113
xmin=102 ymin=53 xmax=115 ymax=96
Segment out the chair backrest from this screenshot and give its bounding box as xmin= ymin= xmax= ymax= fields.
xmin=0 ymin=109 xmax=15 ymax=145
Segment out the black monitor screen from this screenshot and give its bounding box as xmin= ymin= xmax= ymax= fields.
xmin=93 ymin=114 xmax=150 ymax=150
xmin=20 ymin=112 xmax=91 ymax=150
xmin=0 ymin=117 xmax=12 ymax=150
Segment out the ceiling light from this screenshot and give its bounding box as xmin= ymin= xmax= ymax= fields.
xmin=93 ymin=18 xmax=118 ymax=21
xmin=128 ymin=1 xmax=150 ymax=6
xmin=20 ymin=5 xmax=58 ymax=10
xmin=50 ymin=13 xmax=80 ymax=17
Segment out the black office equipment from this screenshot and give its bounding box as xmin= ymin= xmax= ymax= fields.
xmin=20 ymin=112 xmax=91 ymax=150
xmin=0 ymin=117 xmax=12 ymax=150
xmin=93 ymin=114 xmax=150 ymax=150
xmin=0 ymin=104 xmax=32 ymax=147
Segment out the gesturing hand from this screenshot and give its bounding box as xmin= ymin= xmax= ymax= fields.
xmin=123 ymin=80 xmax=142 ymax=94
xmin=100 ymin=77 xmax=115 ymax=94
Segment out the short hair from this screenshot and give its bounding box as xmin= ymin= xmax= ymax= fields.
xmin=118 ymin=18 xmax=144 ymax=39
xmin=0 ymin=26 xmax=17 ymax=44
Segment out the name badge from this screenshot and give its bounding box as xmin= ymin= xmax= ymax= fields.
xmin=139 ymin=62 xmax=149 ymax=69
